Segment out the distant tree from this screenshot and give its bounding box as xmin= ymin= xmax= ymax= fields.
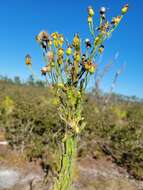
xmin=27 ymin=75 xmax=35 ymax=86
xmin=14 ymin=76 xmax=21 ymax=85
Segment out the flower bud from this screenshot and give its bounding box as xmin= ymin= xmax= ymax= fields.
xmin=88 ymin=16 xmax=92 ymax=23
xmin=51 ymin=32 xmax=59 ymax=40
xmin=122 ymin=4 xmax=129 ymax=15
xmin=88 ymin=6 xmax=94 ymax=17
xmin=89 ymin=65 xmax=96 ymax=74
xmin=98 ymin=45 xmax=104 ymax=54
xmin=25 ymin=54 xmax=31 ymax=65
xmin=66 ymin=46 xmax=72 ymax=56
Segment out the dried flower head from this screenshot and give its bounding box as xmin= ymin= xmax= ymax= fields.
xmin=36 ymin=31 xmax=49 ymax=42
xmin=85 ymin=38 xmax=91 ymax=48
xmin=46 ymin=51 xmax=54 ymax=62
xmin=41 ymin=66 xmax=51 ymax=75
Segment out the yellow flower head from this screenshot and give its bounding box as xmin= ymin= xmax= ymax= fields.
xmin=57 ymin=58 xmax=63 ymax=65
xmin=51 ymin=32 xmax=59 ymax=40
xmin=88 ymin=6 xmax=94 ymax=17
xmin=54 ymin=40 xmax=59 ymax=48
xmin=59 ymin=35 xmax=64 ymax=47
xmin=111 ymin=16 xmax=122 ymax=25
xmin=122 ymin=4 xmax=129 ymax=15
xmin=73 ymin=34 xmax=80 ymax=49
xmin=84 ymin=60 xmax=92 ymax=71
xmin=58 ymin=48 xmax=64 ymax=57
xmin=25 ymin=54 xmax=31 ymax=65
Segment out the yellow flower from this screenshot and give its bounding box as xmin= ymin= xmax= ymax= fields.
xmin=73 ymin=34 xmax=80 ymax=49
xmin=51 ymin=32 xmax=59 ymax=40
xmin=111 ymin=16 xmax=122 ymax=25
xmin=122 ymin=4 xmax=129 ymax=15
xmin=88 ymin=6 xmax=94 ymax=17
xmin=59 ymin=35 xmax=64 ymax=47
xmin=25 ymin=54 xmax=31 ymax=65
xmin=57 ymin=58 xmax=63 ymax=65
xmin=54 ymin=40 xmax=59 ymax=48
xmin=58 ymin=48 xmax=64 ymax=57
xmin=84 ymin=60 xmax=92 ymax=71
xmin=66 ymin=46 xmax=72 ymax=56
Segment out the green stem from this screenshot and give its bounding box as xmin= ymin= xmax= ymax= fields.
xmin=53 ymin=135 xmax=77 ymax=190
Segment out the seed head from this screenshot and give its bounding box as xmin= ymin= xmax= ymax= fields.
xmin=85 ymin=38 xmax=91 ymax=48
xmin=100 ymin=7 xmax=106 ymax=15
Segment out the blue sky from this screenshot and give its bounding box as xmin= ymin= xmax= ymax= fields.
xmin=0 ymin=0 xmax=143 ymax=98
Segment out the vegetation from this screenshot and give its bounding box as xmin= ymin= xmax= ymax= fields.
xmin=0 ymin=76 xmax=143 ymax=182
